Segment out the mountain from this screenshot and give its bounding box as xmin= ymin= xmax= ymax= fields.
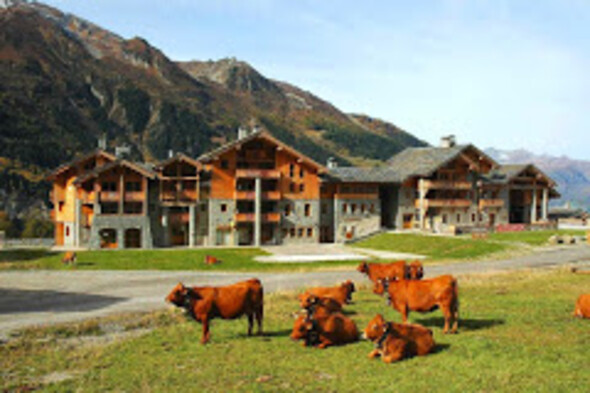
xmin=0 ymin=1 xmax=426 ymax=220
xmin=486 ymin=148 xmax=590 ymax=211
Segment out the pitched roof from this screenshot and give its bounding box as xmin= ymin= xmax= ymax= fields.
xmin=324 ymin=167 xmax=402 ymax=183
xmin=197 ymin=130 xmax=326 ymax=172
xmin=46 ymin=149 xmax=116 ymax=180
xmin=73 ymin=159 xmax=157 ymax=185
xmin=155 ymin=152 xmax=201 ymax=171
xmin=484 ymin=164 xmax=557 ymax=187
xmin=386 ymin=144 xmax=498 ymax=181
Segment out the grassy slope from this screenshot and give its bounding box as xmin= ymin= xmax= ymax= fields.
xmin=487 ymin=229 xmax=587 ymax=246
xmin=2 ymin=269 xmax=589 ymax=392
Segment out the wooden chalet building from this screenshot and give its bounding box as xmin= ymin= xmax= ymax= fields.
xmin=48 ymin=132 xmax=560 ymax=249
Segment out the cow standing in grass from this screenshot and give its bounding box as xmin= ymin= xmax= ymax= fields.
xmin=165 ymin=279 xmax=263 ymax=344
xmin=374 ymin=275 xmax=459 ymax=334
xmin=62 ymin=251 xmax=77 ymax=265
xmin=573 ymin=294 xmax=590 ymax=318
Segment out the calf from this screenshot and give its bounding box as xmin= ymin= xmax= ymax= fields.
xmin=363 ymin=314 xmax=434 ymax=363
xmin=165 ymin=279 xmax=263 ymax=344
xmin=573 ymin=294 xmax=590 ymax=318
xmin=375 ymin=275 xmax=459 ymax=334
xmin=62 ymin=251 xmax=77 ymax=265
xmin=298 ymin=293 xmax=342 ymax=314
xmin=408 ymin=260 xmax=424 ymax=280
xmin=304 ymin=280 xmax=355 ymax=306
xmin=290 ymin=311 xmax=359 ymax=349
xmin=357 ymin=261 xmax=408 ymax=284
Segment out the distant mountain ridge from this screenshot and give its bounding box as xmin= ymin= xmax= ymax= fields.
xmin=0 ymin=0 xmax=426 ymax=218
xmin=486 ymin=148 xmax=590 ymax=210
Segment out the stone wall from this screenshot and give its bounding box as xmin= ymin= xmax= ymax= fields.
xmin=333 ymin=198 xmax=381 ymax=242
xmin=208 ymin=199 xmax=235 ymax=246
xmin=280 ymin=199 xmax=320 ymax=244
xmin=89 ymin=214 xmax=153 ymax=249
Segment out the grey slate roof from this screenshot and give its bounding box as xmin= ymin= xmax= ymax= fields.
xmin=482 ymin=164 xmax=529 ymax=184
xmin=386 ymin=144 xmax=480 ymax=181
xmin=325 ymin=167 xmax=403 ymax=183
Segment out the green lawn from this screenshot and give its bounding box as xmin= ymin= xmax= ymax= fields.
xmin=354 ymin=233 xmax=510 ymax=260
xmin=0 ymin=248 xmax=362 ymax=272
xmin=2 ymin=269 xmax=589 ymax=392
xmin=488 ymin=229 xmax=587 ymax=246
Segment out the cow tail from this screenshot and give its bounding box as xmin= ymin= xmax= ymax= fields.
xmin=452 ymin=278 xmax=459 ymax=320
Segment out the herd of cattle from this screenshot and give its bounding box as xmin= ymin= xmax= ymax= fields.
xmin=165 ymin=260 xmax=588 ymax=363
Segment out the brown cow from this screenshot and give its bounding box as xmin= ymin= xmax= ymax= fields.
xmin=298 ymin=293 xmax=342 ymax=314
xmin=62 ymin=251 xmax=77 ymax=265
xmin=165 ymin=279 xmax=263 ymax=344
xmin=204 ymin=255 xmax=221 ymax=265
xmin=374 ymin=275 xmax=459 ymax=334
xmin=408 ymin=260 xmax=424 ymax=280
xmin=290 ymin=311 xmax=359 ymax=349
xmin=573 ymin=294 xmax=590 ymax=318
xmin=363 ymin=314 xmax=435 ymax=363
xmin=303 ymin=280 xmax=356 ymax=306
xmin=357 ymin=261 xmax=408 ymax=284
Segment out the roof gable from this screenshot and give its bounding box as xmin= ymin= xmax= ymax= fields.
xmin=74 ymin=159 xmax=156 ymax=185
xmin=47 ymin=149 xmax=117 ymax=180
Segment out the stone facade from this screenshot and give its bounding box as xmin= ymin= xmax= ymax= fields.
xmin=89 ymin=214 xmax=153 ymax=249
xmin=279 ymin=200 xmax=320 ymax=244
xmin=333 ymin=198 xmax=381 ymax=243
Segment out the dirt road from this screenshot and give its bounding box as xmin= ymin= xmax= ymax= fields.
xmin=1 ymin=245 xmax=589 ymax=337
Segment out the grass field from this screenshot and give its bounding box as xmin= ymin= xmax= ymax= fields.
xmin=487 ymin=229 xmax=587 ymax=245
xmin=2 ymin=269 xmax=589 ymax=392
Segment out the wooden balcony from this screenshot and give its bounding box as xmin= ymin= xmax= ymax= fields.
xmin=479 ymin=199 xmax=504 ymax=209
xmin=234 ymin=190 xmax=281 ymax=200
xmin=100 ymin=191 xmax=120 ymax=201
xmin=160 ymin=190 xmax=198 ymax=203
xmin=423 ymin=180 xmax=472 ymax=190
xmin=335 ymin=193 xmax=379 ymax=200
xmin=235 ymin=169 xmax=281 ymax=179
xmin=415 ymin=199 xmax=472 ymax=208
xmin=125 ymin=191 xmax=145 ymax=202
xmin=235 ymin=212 xmax=281 ymax=223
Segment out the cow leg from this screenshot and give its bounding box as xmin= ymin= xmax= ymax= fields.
xmin=368 ymin=349 xmax=381 ymax=359
xmin=400 ymin=305 xmax=409 ymax=324
xmin=247 ymin=313 xmax=254 ymax=336
xmin=442 ymin=306 xmax=451 ymax=334
xmin=256 ymin=305 xmax=263 ymax=335
xmin=382 ymin=340 xmax=405 ymax=363
xmin=201 ymin=319 xmax=210 ymax=344
xmin=452 ymin=305 xmax=459 ymax=334
xmin=317 ymin=337 xmax=333 ymax=349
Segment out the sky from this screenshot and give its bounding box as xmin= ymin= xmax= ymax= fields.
xmin=42 ymin=0 xmax=590 ymax=160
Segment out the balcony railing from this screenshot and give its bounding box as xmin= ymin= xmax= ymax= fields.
xmin=235 ymin=169 xmax=281 ymax=179
xmin=160 ymin=190 xmax=198 ymax=202
xmin=479 ymin=199 xmax=504 ymax=209
xmin=235 ymin=212 xmax=281 ymax=223
xmin=100 ymin=191 xmax=120 ymax=201
xmin=415 ymin=199 xmax=472 ymax=208
xmin=234 ymin=190 xmax=281 ymax=200
xmin=125 ymin=191 xmax=145 ymax=202
xmin=422 ymin=180 xmax=472 ymax=190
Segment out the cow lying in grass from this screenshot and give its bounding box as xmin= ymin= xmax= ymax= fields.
xmin=363 ymin=314 xmax=435 ymax=363
xmin=302 ymin=280 xmax=356 ymax=306
xmin=165 ymin=279 xmax=263 ymax=344
xmin=573 ymin=294 xmax=590 ymax=318
xmin=374 ymin=275 xmax=459 ymax=334
xmin=290 ymin=304 xmax=358 ymax=349
xmin=357 ymin=261 xmax=408 ymax=283
xmin=298 ymin=293 xmax=342 ymax=314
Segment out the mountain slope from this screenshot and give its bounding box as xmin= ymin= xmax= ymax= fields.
xmin=0 ymin=1 xmax=426 ymax=219
xmin=486 ymin=148 xmax=590 ymax=210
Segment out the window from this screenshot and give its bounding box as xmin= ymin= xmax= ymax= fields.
xmin=221 ymin=204 xmax=227 ymax=212
xmin=65 ymin=226 xmax=70 ymax=236
xmin=351 ymin=204 xmax=357 ymax=214
xmin=289 ymin=183 xmax=295 ymax=193
xmin=125 ymin=182 xmax=141 ymax=192
xmin=471 ymin=213 xmax=476 ymax=222
xmin=290 ymin=228 xmax=296 ymax=237
xmin=456 ymin=214 xmax=461 ymax=223
xmin=307 ymin=228 xmax=313 ymax=237
xmin=124 ymin=202 xmax=142 ymax=214
xmin=342 ymin=203 xmax=348 ymax=213
xmin=300 ymin=168 xmax=304 ymax=178
xmin=289 ymin=164 xmax=294 ymax=177
xmin=369 ymin=204 xmax=375 ymax=213
xmin=102 ymin=182 xmax=116 ymax=192
xmin=284 ymin=204 xmax=291 ymax=216
xmin=304 ymin=204 xmax=311 ymax=217
xmin=442 ymin=214 xmax=448 ymax=224
xmin=101 ymin=202 xmax=119 ymax=214
xmin=298 ymin=228 xmax=304 ymax=237
xmin=58 ymin=201 xmax=64 ymax=212
xmin=299 ymin=184 xmax=304 ymax=192
xmin=221 ymin=160 xmax=229 ymax=169
xmin=361 ymin=204 xmax=365 ymax=214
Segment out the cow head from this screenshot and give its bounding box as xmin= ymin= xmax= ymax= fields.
xmin=165 ymin=282 xmax=192 ymax=307
xmin=298 ymin=293 xmax=320 ymax=310
xmin=408 ymin=261 xmax=424 ymax=280
xmin=290 ymin=314 xmax=313 ymax=341
xmin=357 ymin=262 xmax=369 ymax=274
xmin=362 ymin=314 xmax=387 ymax=341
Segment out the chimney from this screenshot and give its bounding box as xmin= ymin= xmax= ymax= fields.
xmin=115 ymin=145 xmax=131 ymax=159
xmin=327 ymin=157 xmax=338 ymax=169
xmin=98 ymin=133 xmax=107 ymax=150
xmin=440 ymin=135 xmax=456 ymax=148
xmin=168 ymin=149 xmax=174 ymax=159
xmin=238 ymin=126 xmax=250 ymax=140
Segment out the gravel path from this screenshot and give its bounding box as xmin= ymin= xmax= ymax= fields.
xmin=1 ymin=245 xmax=589 ymax=337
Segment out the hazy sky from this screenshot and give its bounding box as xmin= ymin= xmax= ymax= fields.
xmin=43 ymin=0 xmax=590 ymax=159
